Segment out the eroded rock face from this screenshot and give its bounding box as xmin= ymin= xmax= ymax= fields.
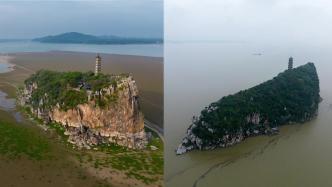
xmin=19 ymin=75 xmax=147 ymax=149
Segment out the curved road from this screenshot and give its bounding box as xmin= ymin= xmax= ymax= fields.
xmin=144 ymin=120 xmax=164 ymax=142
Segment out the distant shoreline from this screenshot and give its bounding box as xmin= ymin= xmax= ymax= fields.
xmin=34 ymin=41 xmax=163 ymax=45
xmin=33 ymin=32 xmax=163 ymax=45
xmin=5 ymin=50 xmax=164 ymax=60
xmin=1 ymin=39 xmax=163 ymax=46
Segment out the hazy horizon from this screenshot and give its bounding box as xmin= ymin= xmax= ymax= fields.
xmin=0 ymin=32 xmax=164 ymax=40
xmin=166 ymin=0 xmax=332 ymax=46
xmin=0 ymin=0 xmax=163 ymax=39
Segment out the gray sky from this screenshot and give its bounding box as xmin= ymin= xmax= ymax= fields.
xmin=166 ymin=0 xmax=332 ymax=45
xmin=0 ymin=0 xmax=163 ymax=39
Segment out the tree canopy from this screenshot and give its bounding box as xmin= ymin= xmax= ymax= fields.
xmin=24 ymin=70 xmax=124 ymax=110
xmin=190 ymin=63 xmax=320 ymax=146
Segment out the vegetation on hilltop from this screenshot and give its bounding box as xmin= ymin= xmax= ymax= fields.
xmin=189 ymin=63 xmax=320 ymax=148
xmin=23 ymin=70 xmax=127 ymax=111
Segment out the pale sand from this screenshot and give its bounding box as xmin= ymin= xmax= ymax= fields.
xmin=6 ymin=51 xmax=163 ymax=127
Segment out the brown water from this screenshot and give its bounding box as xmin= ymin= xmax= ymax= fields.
xmin=165 ymin=42 xmax=332 ymax=187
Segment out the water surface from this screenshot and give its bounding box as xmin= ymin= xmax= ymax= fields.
xmin=165 ymin=42 xmax=332 ymax=187
xmin=0 ymin=90 xmax=15 ymax=110
xmin=0 ymin=56 xmax=14 ymax=73
xmin=0 ymin=41 xmax=163 ymax=57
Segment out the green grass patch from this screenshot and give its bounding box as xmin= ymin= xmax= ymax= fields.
xmin=48 ymin=122 xmax=67 ymax=139
xmin=0 ymin=120 xmax=51 ymax=160
xmin=77 ymin=131 xmax=164 ymax=185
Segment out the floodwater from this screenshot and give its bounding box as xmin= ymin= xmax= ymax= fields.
xmin=165 ymin=42 xmax=332 ymax=187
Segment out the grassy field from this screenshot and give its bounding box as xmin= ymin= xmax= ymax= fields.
xmin=0 ymin=110 xmax=113 ymax=186
xmin=0 ymin=119 xmax=50 ymax=160
xmin=75 ymin=133 xmax=163 ymax=185
xmin=45 ymin=118 xmax=164 ymax=185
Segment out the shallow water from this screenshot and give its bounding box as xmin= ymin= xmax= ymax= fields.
xmin=13 ymin=112 xmax=23 ymax=122
xmin=0 ymin=63 xmax=12 ymax=73
xmin=0 ymin=90 xmax=15 ymax=110
xmin=0 ymin=56 xmax=14 ymax=73
xmin=0 ymin=41 xmax=163 ymax=57
xmin=165 ymin=42 xmax=332 ymax=187
xmin=0 ymin=90 xmax=24 ymax=123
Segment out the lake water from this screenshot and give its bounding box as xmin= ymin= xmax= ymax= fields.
xmin=0 ymin=41 xmax=163 ymax=57
xmin=165 ymin=42 xmax=332 ymax=187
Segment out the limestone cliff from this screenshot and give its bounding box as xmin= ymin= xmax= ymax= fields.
xmin=18 ymin=70 xmax=147 ymax=149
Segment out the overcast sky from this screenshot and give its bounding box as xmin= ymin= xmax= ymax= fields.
xmin=166 ymin=0 xmax=332 ymax=45
xmin=0 ymin=0 xmax=163 ymax=39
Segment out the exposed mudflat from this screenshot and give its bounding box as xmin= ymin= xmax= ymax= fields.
xmin=0 ymin=52 xmax=163 ymax=187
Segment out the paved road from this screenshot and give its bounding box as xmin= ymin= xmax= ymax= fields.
xmin=144 ymin=120 xmax=164 ymax=142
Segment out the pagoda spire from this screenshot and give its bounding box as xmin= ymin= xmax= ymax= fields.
xmin=288 ymin=56 xmax=293 ymax=70
xmin=95 ymin=54 xmax=101 ymax=75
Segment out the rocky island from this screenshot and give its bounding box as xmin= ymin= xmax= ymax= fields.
xmin=176 ymin=62 xmax=320 ymax=155
xmin=18 ymin=70 xmax=147 ymax=149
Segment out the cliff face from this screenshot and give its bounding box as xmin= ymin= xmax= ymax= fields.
xmin=177 ymin=63 xmax=320 ymax=155
xmin=19 ymin=70 xmax=147 ymax=149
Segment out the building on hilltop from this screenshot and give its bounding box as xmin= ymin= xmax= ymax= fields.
xmin=288 ymin=57 xmax=293 ymax=70
xmin=95 ymin=54 xmax=101 ymax=75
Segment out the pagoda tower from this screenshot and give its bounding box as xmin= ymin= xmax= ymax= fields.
xmin=288 ymin=56 xmax=293 ymax=70
xmin=95 ymin=54 xmax=101 ymax=75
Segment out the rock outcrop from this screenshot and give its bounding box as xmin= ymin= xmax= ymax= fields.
xmin=19 ymin=70 xmax=147 ymax=149
xmin=177 ymin=63 xmax=320 ymax=155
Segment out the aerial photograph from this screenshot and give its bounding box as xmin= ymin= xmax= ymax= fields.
xmin=165 ymin=0 xmax=332 ymax=187
xmin=0 ymin=1 xmax=163 ymax=187
xmin=4 ymin=0 xmax=332 ymax=187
